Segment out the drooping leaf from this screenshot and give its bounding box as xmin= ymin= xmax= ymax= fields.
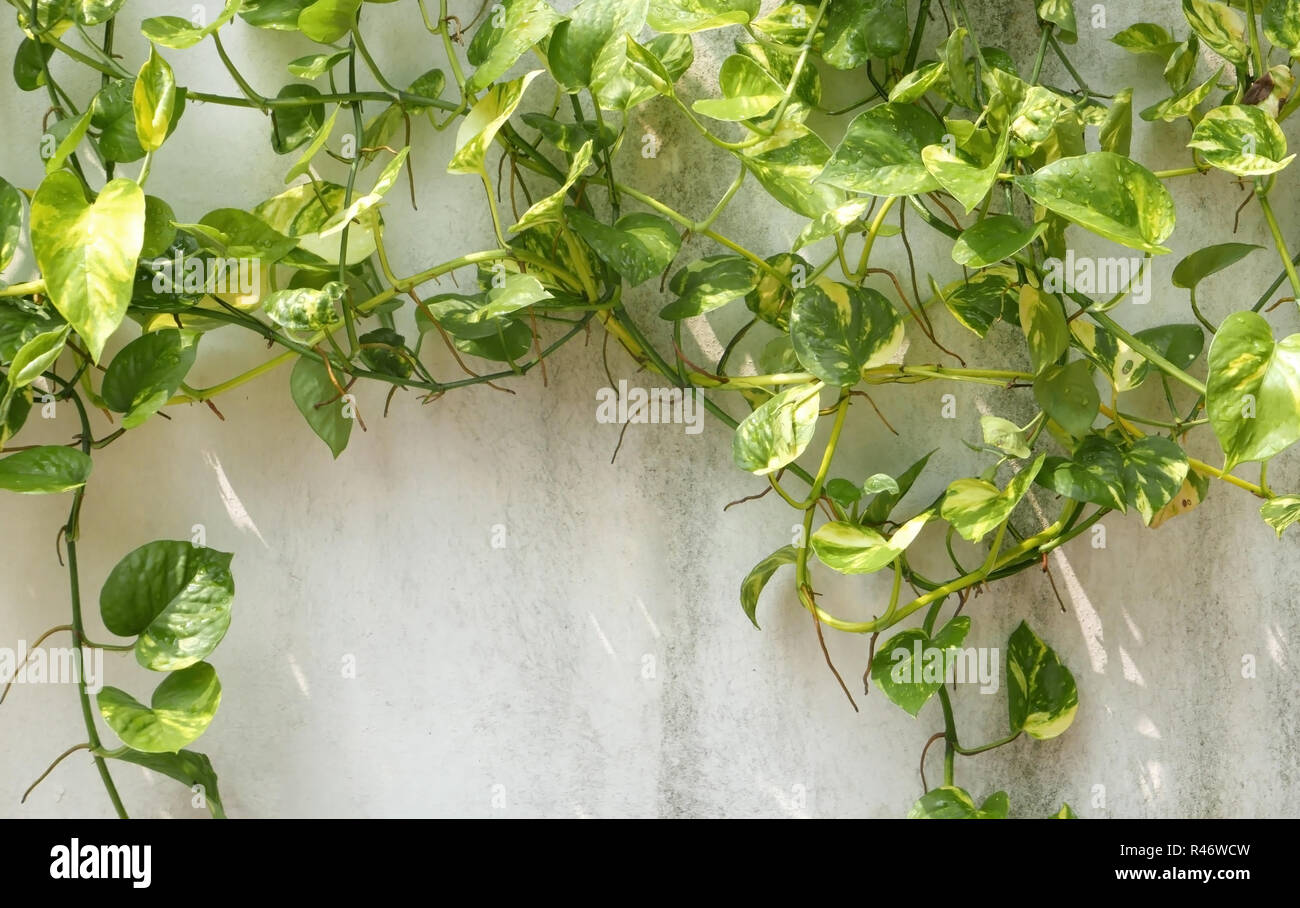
xmin=291 ymin=355 xmax=353 ymax=458
xmin=1181 ymin=0 xmax=1248 ymax=64
xmin=1172 ymin=242 xmax=1261 ymax=289
xmin=1006 ymin=621 xmax=1078 ymax=740
xmin=1033 ymin=359 xmax=1099 ymax=437
xmin=871 ymin=616 xmax=970 ymax=716
xmin=98 ymin=663 xmax=223 ymax=754
xmin=1261 ymin=495 xmax=1300 ymax=537
xmin=30 ymin=172 xmax=144 ymax=362
xmin=107 ymin=748 xmax=226 ymax=818
xmin=102 ymin=329 xmax=198 ymax=428
xmin=732 ymin=383 xmax=822 ymax=475
xmin=448 ymin=71 xmax=543 ymax=175
xmin=812 ymin=511 xmax=931 ymax=575
xmin=568 ymin=210 xmax=680 ymax=287
xmin=99 ymin=540 xmax=235 ymax=671
xmin=739 ymin=545 xmax=797 ymax=628
xmin=0 ymin=446 xmax=92 ymax=494
xmin=941 ymin=455 xmax=1046 ymax=542
xmin=1206 ymin=310 xmax=1300 ymax=468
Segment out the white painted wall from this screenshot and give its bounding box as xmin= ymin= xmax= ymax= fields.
xmin=2 ymin=0 xmax=1297 ymax=818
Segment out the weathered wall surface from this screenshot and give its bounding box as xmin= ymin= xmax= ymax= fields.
xmin=1 ymin=0 xmax=1296 ymax=817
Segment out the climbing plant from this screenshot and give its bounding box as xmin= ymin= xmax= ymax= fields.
xmin=3 ymin=0 xmax=1300 ymax=818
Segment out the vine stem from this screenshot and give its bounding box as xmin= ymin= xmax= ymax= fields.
xmin=1256 ymin=190 xmax=1300 ymax=304
xmin=62 ymin=386 xmax=129 ymax=819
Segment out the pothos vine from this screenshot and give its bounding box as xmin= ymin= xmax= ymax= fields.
xmin=3 ymin=0 xmax=1300 ymax=818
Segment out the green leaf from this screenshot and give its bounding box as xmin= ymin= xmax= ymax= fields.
xmin=1265 ymin=0 xmax=1300 ymax=55
xmin=1006 ymin=621 xmax=1078 ymax=739
xmin=981 ymin=415 xmax=1030 ymax=458
xmin=8 ymin=324 xmax=70 ymax=389
xmin=266 ymin=283 xmax=345 ymax=333
xmin=317 ymin=147 xmax=410 ymax=236
xmin=1164 ymin=36 xmax=1200 ymax=93
xmin=1111 ymin=23 xmax=1178 ymax=56
xmin=744 ymin=253 xmax=807 ymax=330
xmin=890 ymin=61 xmax=945 ymax=104
xmin=102 ymin=329 xmax=198 ymax=428
xmin=793 ymin=198 xmax=872 ymax=251
xmin=1173 ymin=242 xmax=1261 ymax=288
xmin=660 ymin=255 xmax=758 ymax=319
xmin=732 ymin=383 xmax=822 ymax=475
xmin=107 ymin=749 xmax=226 ymax=818
xmin=1123 ymin=436 xmax=1189 ymax=525
xmin=284 ymin=103 xmax=339 ymax=182
xmin=270 ymin=85 xmax=325 ymax=154
xmin=177 ymin=208 xmax=298 ymax=262
xmin=466 ymin=0 xmax=562 ymax=92
xmin=569 ymin=209 xmax=681 ymax=287
xmin=140 ymin=195 xmax=178 ymax=259
xmin=98 ymin=663 xmax=223 ymax=754
xmin=92 ymin=78 xmax=185 ymax=164
xmin=1140 ymin=66 xmax=1222 ymax=123
xmin=298 ymin=0 xmax=363 ymax=43
xmin=452 ymin=320 xmax=534 ymax=362
xmin=550 ymin=0 xmax=648 ymax=93
xmin=14 ymin=38 xmax=55 ymax=92
xmin=932 ymin=273 xmax=1009 ymax=339
xmin=30 ymin=173 xmax=144 ymax=363
xmin=812 ymin=511 xmax=931 ymax=575
xmin=512 ymin=143 xmax=594 ymax=234
xmin=0 ymin=446 xmax=92 ymax=494
xmin=287 ymin=50 xmax=350 ymax=79
xmin=1051 ymin=802 xmax=1079 ymax=818
xmin=1036 ymin=0 xmax=1077 ymax=42
xmin=597 ymin=33 xmax=693 ymax=109
xmin=1207 ymin=310 xmax=1300 ymax=468
xmin=1036 ymin=435 xmax=1128 ymax=511
xmin=862 ymin=449 xmax=935 ymax=524
xmin=43 ymin=108 xmax=93 ymax=176
xmin=872 ymin=616 xmax=970 ymax=716
xmin=241 ymin=0 xmax=312 ymax=29
xmin=1261 ymin=495 xmax=1300 ymax=537
xmin=140 ymin=0 xmax=241 ymax=48
xmin=521 ymin=113 xmax=614 ymax=153
xmin=1033 ymin=360 xmax=1099 ymax=437
xmin=818 ymin=103 xmax=944 ymax=196
xmin=1181 ymin=0 xmax=1248 ymax=64
xmin=822 ymin=0 xmax=907 ymax=69
xmin=448 ymin=72 xmax=542 ymax=175
xmin=1018 ymin=284 xmax=1068 ymax=374
xmin=291 ymin=355 xmax=353 ymax=458
xmin=1189 ymin=105 xmax=1295 ymax=177
xmin=789 ymin=281 xmax=903 ymax=386
xmin=941 ymin=455 xmax=1045 ymax=542
xmin=99 ymin=540 xmax=235 ymax=671
xmin=647 ymin=0 xmax=757 ymax=33
xmin=743 ymin=123 xmax=844 ymax=219
xmin=133 ymin=45 xmax=176 ymax=152
xmin=824 ymin=478 xmax=863 ymax=508
xmin=740 ymin=545 xmax=797 ymax=628
xmin=907 ymin=785 xmax=979 ymax=819
xmin=468 ymin=273 xmax=553 ymax=322
xmin=922 ymin=123 xmax=1010 ymax=213
xmin=952 ymin=215 xmax=1046 ymax=268
xmin=1100 ymin=88 xmax=1133 ymax=155
xmin=692 ymin=54 xmax=783 ymax=121
xmin=1015 ymin=152 xmax=1175 ymax=254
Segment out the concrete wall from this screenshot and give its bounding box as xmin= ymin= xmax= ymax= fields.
xmin=1 ymin=0 xmax=1296 ymax=818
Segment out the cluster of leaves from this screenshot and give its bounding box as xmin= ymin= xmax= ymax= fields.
xmin=4 ymin=0 xmax=1300 ymax=818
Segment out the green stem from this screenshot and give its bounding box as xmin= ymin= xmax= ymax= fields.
xmin=1257 ymin=189 xmax=1300 ymax=303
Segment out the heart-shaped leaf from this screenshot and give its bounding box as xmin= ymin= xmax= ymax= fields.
xmin=569 ymin=209 xmax=681 ymax=287
xmin=549 ymin=0 xmax=648 ymax=93
xmin=818 ymin=103 xmax=945 ymax=196
xmin=1207 ymin=310 xmax=1300 ymax=468
xmin=30 ymin=172 xmax=145 ymax=362
xmin=811 ymin=511 xmax=931 ymax=575
xmin=732 ymin=383 xmax=822 ymax=475
xmin=1123 ymin=436 xmax=1189 ymax=525
xmin=941 ymin=455 xmax=1045 ymax=542
xmin=291 ymin=354 xmax=353 ymax=458
xmin=871 ymin=616 xmax=970 ymax=716
xmin=790 ymin=281 xmax=904 ymax=386
xmin=102 ymin=329 xmax=198 ymax=428
xmin=298 ymin=0 xmax=363 ymax=43
xmin=1189 ymin=105 xmax=1295 ymax=177
xmin=1036 ymin=435 xmax=1128 ymax=511
xmin=98 ymin=662 xmax=223 ymax=754
xmin=1015 ymin=152 xmax=1175 ymax=254
xmin=1006 ymin=621 xmax=1078 ymax=739
xmin=822 ymin=0 xmax=907 ymax=69
xmin=660 ymin=255 xmax=758 ymax=319
xmin=1033 ymin=360 xmax=1099 ymax=437
xmin=0 ymin=446 xmax=92 ymax=494
xmin=466 ymin=0 xmax=563 ymax=92
xmin=99 ymin=540 xmax=235 ymax=671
